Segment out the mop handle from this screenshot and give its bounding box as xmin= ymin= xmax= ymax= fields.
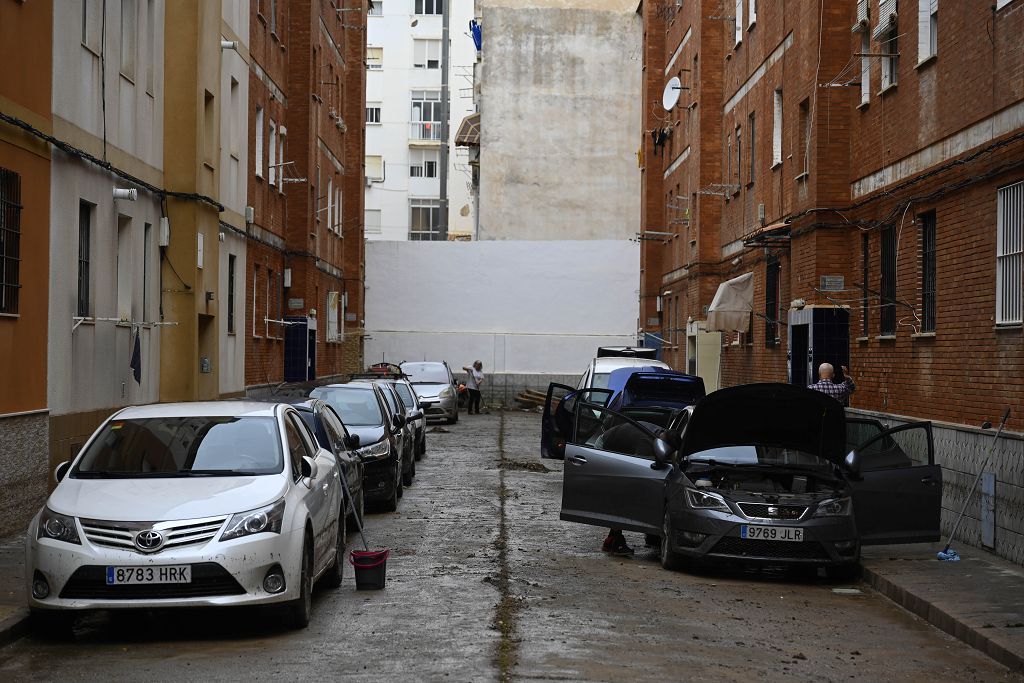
xmin=943 ymin=407 xmax=1011 ymax=553
xmin=337 ymin=459 xmax=370 ymax=552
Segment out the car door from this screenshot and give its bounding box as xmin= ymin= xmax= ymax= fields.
xmin=849 ymin=421 xmax=942 ymax=544
xmin=559 ymin=405 xmax=671 ymax=535
xmin=541 ymin=383 xmax=576 ymax=459
xmin=319 ymin=407 xmax=357 ymax=515
xmin=285 ymin=413 xmax=334 ymax=571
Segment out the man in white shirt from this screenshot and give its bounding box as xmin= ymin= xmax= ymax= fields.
xmin=462 ymin=361 xmax=485 ymax=414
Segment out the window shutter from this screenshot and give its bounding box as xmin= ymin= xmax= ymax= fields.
xmin=917 ymin=0 xmax=931 ymax=62
xmin=873 ymin=0 xmax=898 ymax=40
xmin=772 ymin=90 xmax=782 ymax=166
xmin=748 ymin=0 xmax=756 ymax=26
xmin=853 ymin=0 xmax=869 ymax=31
xmin=366 ymin=155 xmax=383 ymax=181
xmin=327 ymin=292 xmax=340 ymax=341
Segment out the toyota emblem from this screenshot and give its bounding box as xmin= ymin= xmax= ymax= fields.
xmin=134 ymin=529 xmax=164 ymax=552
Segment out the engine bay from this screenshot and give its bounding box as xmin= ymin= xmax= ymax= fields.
xmin=688 ymin=465 xmax=847 ymax=500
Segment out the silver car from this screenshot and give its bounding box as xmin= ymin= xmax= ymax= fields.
xmin=560 ymin=383 xmax=942 ymax=578
xmin=401 ymin=361 xmax=459 ymax=424
xmin=26 ymin=401 xmax=345 ymax=631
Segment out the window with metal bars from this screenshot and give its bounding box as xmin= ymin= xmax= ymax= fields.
xmin=919 ymin=211 xmax=936 ymax=331
xmin=0 ymin=168 xmax=21 ymax=315
xmin=880 ymin=226 xmax=896 ymax=335
xmin=764 ymin=256 xmax=780 ymax=346
xmin=861 ymin=232 xmax=869 ymax=337
xmin=997 ymin=181 xmax=1023 ymax=325
xmin=78 ymin=201 xmax=92 ymax=318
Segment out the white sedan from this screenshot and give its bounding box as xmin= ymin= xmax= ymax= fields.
xmin=26 ymin=401 xmax=345 ymax=630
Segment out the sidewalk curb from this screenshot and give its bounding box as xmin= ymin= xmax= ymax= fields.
xmin=862 ymin=565 xmax=1024 ymax=674
xmin=0 ymin=607 xmax=30 ymax=648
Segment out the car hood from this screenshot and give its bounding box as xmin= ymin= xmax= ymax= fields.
xmin=679 ymin=383 xmax=847 ymax=465
xmin=346 ymin=424 xmax=386 ymax=446
xmin=410 ymin=383 xmax=450 ymax=399
xmin=47 ymin=475 xmax=288 ymax=521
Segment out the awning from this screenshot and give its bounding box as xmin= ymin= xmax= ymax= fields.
xmin=454 ymin=112 xmax=480 ymax=146
xmin=742 ymin=220 xmax=790 ymax=247
xmin=706 ymin=272 xmax=753 ymax=332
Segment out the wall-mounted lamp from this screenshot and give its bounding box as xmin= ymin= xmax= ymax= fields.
xmin=113 ymin=188 xmax=137 ymax=201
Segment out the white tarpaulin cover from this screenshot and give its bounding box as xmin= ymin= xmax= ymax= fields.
xmin=707 ymin=272 xmax=754 ymax=332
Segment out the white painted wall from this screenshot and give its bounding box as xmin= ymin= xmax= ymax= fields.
xmin=365 ymin=240 xmax=639 ymax=373
xmin=365 ymin=0 xmax=477 ymax=241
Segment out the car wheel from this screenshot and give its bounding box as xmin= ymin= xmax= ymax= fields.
xmin=415 ymin=437 xmax=425 ymax=461
xmin=402 ymin=463 xmax=413 ymax=487
xmin=825 ymin=563 xmax=861 ymax=582
xmin=29 ymin=609 xmax=74 ymax=640
xmin=321 ymin=510 xmax=346 ymax=589
xmin=396 ymin=462 xmax=405 ymax=498
xmin=381 ymin=479 xmax=399 ymax=512
xmin=660 ymin=511 xmax=686 ymax=571
xmin=285 ymin=533 xmax=313 ymax=629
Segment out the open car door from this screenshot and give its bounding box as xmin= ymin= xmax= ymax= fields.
xmin=560 ymin=403 xmax=671 ymax=535
xmin=541 ymin=384 xmax=576 ymax=459
xmin=849 ymin=421 xmax=942 ymax=545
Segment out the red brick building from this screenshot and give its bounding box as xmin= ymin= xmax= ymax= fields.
xmin=640 ymin=0 xmax=1023 ymax=432
xmin=246 ymin=0 xmax=365 ymax=391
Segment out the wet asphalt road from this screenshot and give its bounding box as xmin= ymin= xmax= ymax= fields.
xmin=0 ymin=411 xmax=1018 ymax=681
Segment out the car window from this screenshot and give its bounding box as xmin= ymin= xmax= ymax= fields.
xmin=310 ymin=386 xmax=385 ymax=426
xmin=319 ymin=407 xmax=349 ymax=454
xmin=574 ymin=406 xmax=656 ymax=460
xmin=380 ymin=385 xmax=400 ymax=415
xmin=72 ymin=416 xmax=283 ymax=477
xmin=393 ymin=382 xmax=415 ymax=408
xmin=401 ymin=362 xmax=451 ymax=384
xmin=284 ymin=414 xmax=315 ymax=481
xmin=591 ymin=372 xmax=611 ymax=389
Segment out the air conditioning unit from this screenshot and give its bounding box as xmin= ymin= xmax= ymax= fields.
xmin=365 ymin=177 xmax=373 ymax=187
xmin=757 ymin=203 xmax=766 ymax=223
xmin=158 ymin=216 xmax=170 ymax=247
xmin=244 ymin=205 xmax=255 ymax=224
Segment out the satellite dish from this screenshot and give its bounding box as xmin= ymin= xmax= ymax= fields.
xmin=662 ymin=77 xmax=682 ymax=111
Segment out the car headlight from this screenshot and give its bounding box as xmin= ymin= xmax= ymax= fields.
xmin=813 ymin=497 xmax=852 ymax=517
xmin=357 ymin=439 xmax=391 ymax=461
xmin=439 ymin=387 xmax=454 ymax=399
xmin=221 ymin=499 xmax=285 ymax=541
xmin=38 ymin=508 xmax=81 ymax=545
xmin=684 ymin=488 xmax=730 ymax=512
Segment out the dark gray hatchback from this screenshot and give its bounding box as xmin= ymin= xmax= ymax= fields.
xmin=560 ymin=383 xmax=942 ymax=577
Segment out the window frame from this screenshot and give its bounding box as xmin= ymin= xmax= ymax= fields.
xmin=0 ymin=168 xmax=22 ymax=315
xmin=880 ymin=226 xmax=897 ymax=335
xmin=919 ymin=210 xmax=936 ymax=332
xmin=996 ymin=181 xmax=1023 ymax=325
xmin=77 ymin=200 xmax=93 ymax=318
xmin=409 ymin=198 xmax=443 ymax=241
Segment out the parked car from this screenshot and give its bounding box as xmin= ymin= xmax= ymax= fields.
xmin=401 ymin=361 xmax=459 ymax=424
xmin=26 ymin=401 xmax=345 ymax=631
xmin=310 ymin=383 xmax=405 ymax=511
xmin=287 ymin=399 xmax=366 ymax=526
xmin=374 ymin=381 xmax=417 ymax=486
xmin=542 ymin=366 xmax=705 ymax=458
xmin=352 ymin=373 xmax=428 ymax=460
xmin=559 ymin=383 xmax=942 ymax=578
xmin=577 ymin=347 xmax=670 ymax=390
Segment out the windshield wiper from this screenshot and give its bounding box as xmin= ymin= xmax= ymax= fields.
xmin=184 ymin=469 xmax=270 ymax=476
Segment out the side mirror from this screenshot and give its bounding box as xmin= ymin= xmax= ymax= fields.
xmin=54 ymin=461 xmax=71 ymax=484
xmin=345 ymin=433 xmax=361 ymax=449
xmin=844 ymin=450 xmax=861 ymax=477
xmin=393 ymin=414 xmax=407 ymax=429
xmin=411 ymin=410 xmax=424 ymax=421
xmin=653 ymin=438 xmax=675 ymax=468
xmin=301 ymin=456 xmax=319 ymax=482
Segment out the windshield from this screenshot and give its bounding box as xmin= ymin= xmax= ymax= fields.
xmin=401 ymin=362 xmax=450 ymax=384
xmin=72 ymin=417 xmax=282 ymax=477
xmin=689 ymin=445 xmax=834 ymax=470
xmin=394 ymin=383 xmax=415 ymax=409
xmin=310 ymin=386 xmax=385 ymax=426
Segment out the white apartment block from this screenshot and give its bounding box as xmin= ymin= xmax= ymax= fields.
xmin=365 ymin=0 xmax=477 ymax=241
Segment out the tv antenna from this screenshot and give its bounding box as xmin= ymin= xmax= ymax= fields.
xmin=662 ymin=76 xmax=682 ymax=111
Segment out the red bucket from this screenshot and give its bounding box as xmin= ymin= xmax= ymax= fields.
xmin=350 ymin=549 xmax=389 ymax=590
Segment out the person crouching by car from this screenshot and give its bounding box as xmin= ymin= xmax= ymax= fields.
xmin=463 ymin=361 xmax=485 ymax=415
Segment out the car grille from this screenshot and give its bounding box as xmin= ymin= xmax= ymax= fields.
xmin=738 ymin=503 xmax=808 ymax=521
xmin=710 ymin=537 xmax=829 ymax=560
xmin=60 ymin=563 xmax=246 ymax=600
xmin=80 ymin=515 xmax=228 ymax=553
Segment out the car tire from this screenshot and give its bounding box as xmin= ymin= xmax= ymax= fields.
xmin=660 ymin=511 xmax=686 ymax=572
xmin=396 ymin=462 xmax=405 ymax=499
xmin=321 ymin=511 xmax=346 ymax=589
xmin=402 ymin=463 xmax=413 ymax=487
xmin=415 ymin=437 xmax=425 ymax=461
xmin=29 ymin=609 xmax=74 ymax=640
xmin=285 ymin=533 xmax=314 ymax=629
xmin=825 ymin=563 xmax=861 ymax=582
xmin=381 ymin=479 xmax=399 ymax=512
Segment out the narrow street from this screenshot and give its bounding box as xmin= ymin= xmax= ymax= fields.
xmin=0 ymin=412 xmax=1016 ymax=681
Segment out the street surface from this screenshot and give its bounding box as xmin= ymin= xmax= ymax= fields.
xmin=0 ymin=412 xmax=1017 ymax=681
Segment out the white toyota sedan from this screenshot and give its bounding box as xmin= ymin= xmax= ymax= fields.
xmin=26 ymin=401 xmax=345 ymax=630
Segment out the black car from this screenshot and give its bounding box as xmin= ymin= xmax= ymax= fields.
xmin=352 ymin=373 xmax=428 ymax=460
xmin=287 ymin=399 xmax=366 ymax=526
xmin=560 ymin=383 xmax=942 ymax=578
xmin=311 ymin=383 xmax=406 ymax=512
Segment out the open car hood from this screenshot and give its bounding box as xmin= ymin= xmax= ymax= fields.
xmin=679 ymin=383 xmax=847 ymax=466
